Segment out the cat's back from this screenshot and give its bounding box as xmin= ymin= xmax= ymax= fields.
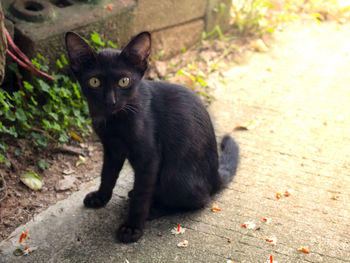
xmin=145 ymin=80 xmax=206 ymax=114
xmin=143 ymin=80 xmax=216 ymax=151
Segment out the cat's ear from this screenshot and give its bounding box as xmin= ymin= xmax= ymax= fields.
xmin=65 ymin=32 xmax=97 ymax=73
xmin=120 ymin=32 xmax=151 ymax=73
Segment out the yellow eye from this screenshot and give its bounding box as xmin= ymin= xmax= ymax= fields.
xmin=118 ymin=77 xmax=130 ymax=88
xmin=89 ymin=77 xmax=101 ymax=88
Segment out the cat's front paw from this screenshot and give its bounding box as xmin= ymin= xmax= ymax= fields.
xmin=83 ymin=191 xmax=110 ymax=208
xmin=117 ymin=223 xmax=143 ymax=243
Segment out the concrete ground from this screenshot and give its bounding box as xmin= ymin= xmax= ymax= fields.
xmin=1 ymin=20 xmax=350 ymax=263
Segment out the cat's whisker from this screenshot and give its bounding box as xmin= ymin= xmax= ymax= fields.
xmin=122 ymin=103 xmax=139 ymax=114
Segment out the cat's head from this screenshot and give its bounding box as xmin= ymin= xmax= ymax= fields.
xmin=65 ymin=31 xmax=151 ymax=116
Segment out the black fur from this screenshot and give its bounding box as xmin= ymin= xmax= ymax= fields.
xmin=65 ymin=31 xmax=239 ymax=243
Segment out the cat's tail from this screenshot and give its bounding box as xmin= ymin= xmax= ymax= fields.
xmin=218 ymin=135 xmax=239 ymax=187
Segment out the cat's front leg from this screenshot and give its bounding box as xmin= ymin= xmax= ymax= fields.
xmin=84 ymin=144 xmax=126 ymax=208
xmin=117 ymin=156 xmax=158 ymax=242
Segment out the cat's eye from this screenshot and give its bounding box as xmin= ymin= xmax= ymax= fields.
xmin=118 ymin=77 xmax=130 ymax=88
xmin=89 ymin=77 xmax=101 ymax=88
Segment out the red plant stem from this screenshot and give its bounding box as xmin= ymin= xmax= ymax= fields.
xmin=6 ymin=49 xmax=34 ymax=72
xmin=4 ymin=27 xmax=55 ymax=81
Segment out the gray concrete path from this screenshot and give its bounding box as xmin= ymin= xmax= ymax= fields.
xmin=1 ymin=20 xmax=350 ymax=263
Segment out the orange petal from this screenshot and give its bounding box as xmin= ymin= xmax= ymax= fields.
xmin=298 ymin=247 xmax=310 ymax=254
xmin=212 ymin=203 xmax=222 ymax=211
xmin=105 ymin=5 xmax=113 ymax=11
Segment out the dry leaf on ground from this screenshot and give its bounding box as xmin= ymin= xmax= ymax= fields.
xmin=250 ymin=39 xmax=269 ymax=52
xmin=20 ymin=172 xmax=42 ymax=191
xmin=75 ymin=155 xmax=86 ymax=167
xmin=55 ymin=176 xmax=76 ymax=191
xmin=235 ymin=120 xmax=259 ymax=131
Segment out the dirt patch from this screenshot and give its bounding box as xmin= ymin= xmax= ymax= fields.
xmin=0 ymin=138 xmax=103 ymax=241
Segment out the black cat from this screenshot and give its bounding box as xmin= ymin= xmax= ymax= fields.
xmin=65 ymin=31 xmax=239 ymax=243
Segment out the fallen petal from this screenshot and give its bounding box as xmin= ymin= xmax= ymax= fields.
xmin=284 ymin=189 xmax=294 ymax=197
xmin=241 ymin=221 xmax=256 ymax=229
xmin=298 ymin=247 xmax=310 ymax=254
xmin=331 ymin=194 xmax=340 ymax=200
xmin=171 ymin=224 xmax=186 ymax=235
xmin=265 ymin=236 xmax=277 ymax=246
xmin=177 ymin=240 xmax=189 ymax=247
xmin=266 ymin=254 xmax=278 ymax=263
xmin=212 ymin=202 xmax=222 ymax=211
xmin=262 ymin=217 xmax=271 ymax=224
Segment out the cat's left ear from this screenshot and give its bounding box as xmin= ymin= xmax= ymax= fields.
xmin=121 ymin=32 xmax=151 ymax=73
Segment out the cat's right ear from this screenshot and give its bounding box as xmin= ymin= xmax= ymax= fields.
xmin=65 ymin=32 xmax=97 ymax=73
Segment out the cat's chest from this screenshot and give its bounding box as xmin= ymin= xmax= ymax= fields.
xmin=93 ymin=114 xmax=141 ymax=139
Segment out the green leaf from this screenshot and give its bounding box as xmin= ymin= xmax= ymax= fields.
xmin=156 ymin=50 xmax=165 ymax=58
xmin=21 ymin=171 xmax=43 ymax=191
xmin=31 ymin=132 xmax=47 ymax=147
xmin=5 ymin=110 xmax=16 ymax=121
xmin=107 ymin=40 xmax=117 ymax=49
xmin=28 ymin=104 xmax=40 ymax=116
xmin=0 ymin=153 xmax=9 ymax=166
xmin=15 ymin=108 xmax=27 ymax=122
xmin=43 ymin=104 xmax=52 ymax=113
xmin=56 ymin=59 xmax=63 ymax=69
xmin=90 ymin=32 xmax=105 ymax=47
xmin=14 ymin=149 xmax=23 ymax=157
xmin=60 ymin=54 xmax=68 ymax=65
xmin=13 ymin=91 xmax=24 ymax=104
xmin=72 ymin=83 xmax=81 ymax=99
xmin=23 ymin=81 xmax=34 ymax=92
xmin=38 ymin=79 xmax=51 ymax=92
xmin=5 ymin=126 xmax=18 ymax=137
xmin=49 ymin=112 xmax=58 ymax=121
xmin=58 ymin=132 xmax=69 ymax=143
xmin=37 ymin=53 xmax=45 ymax=62
xmin=0 ymin=141 xmax=8 ymax=152
xmin=38 ymin=159 xmax=51 ymax=171
xmin=31 ymin=58 xmax=41 ymax=70
xmin=0 ymin=153 xmax=5 ymax=163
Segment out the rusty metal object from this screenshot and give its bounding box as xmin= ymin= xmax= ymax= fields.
xmin=0 ymin=2 xmax=7 ymax=85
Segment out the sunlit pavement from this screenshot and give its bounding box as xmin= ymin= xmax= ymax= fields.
xmin=1 ymin=20 xmax=350 ymax=262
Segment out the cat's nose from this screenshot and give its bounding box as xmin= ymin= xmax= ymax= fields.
xmin=104 ymin=90 xmax=116 ymax=106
